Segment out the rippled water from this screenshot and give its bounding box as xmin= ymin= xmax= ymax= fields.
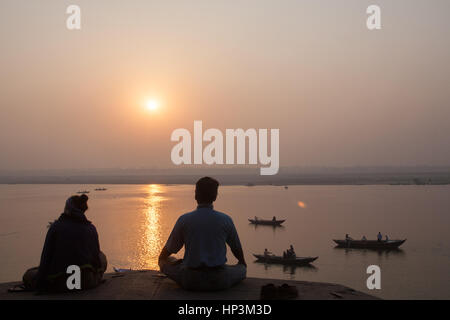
xmin=0 ymin=184 xmax=449 ymax=299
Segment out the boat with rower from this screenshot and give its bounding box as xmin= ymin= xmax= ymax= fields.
xmin=248 ymin=218 xmax=285 ymax=226
xmin=333 ymin=239 xmax=406 ymax=249
xmin=253 ymin=254 xmax=318 ymax=265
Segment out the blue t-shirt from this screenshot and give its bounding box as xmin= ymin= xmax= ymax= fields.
xmin=165 ymin=205 xmax=242 ymax=268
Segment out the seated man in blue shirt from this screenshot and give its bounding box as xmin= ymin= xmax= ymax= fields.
xmin=158 ymin=177 xmax=247 ymax=291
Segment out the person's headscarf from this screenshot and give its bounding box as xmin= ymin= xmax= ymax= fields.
xmin=62 ymin=195 xmax=89 ymax=222
xmin=47 ymin=195 xmax=90 ymax=228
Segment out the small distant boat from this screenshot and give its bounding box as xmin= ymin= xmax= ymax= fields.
xmin=113 ymin=267 xmax=133 ymax=273
xmin=253 ymin=254 xmax=318 ymax=266
xmin=77 ymin=191 xmax=90 ymax=194
xmin=249 ymin=218 xmax=285 ymax=226
xmin=95 ymin=188 xmax=107 ymax=191
xmin=284 ymin=186 xmax=288 ymax=189
xmin=333 ymin=239 xmax=406 ymax=249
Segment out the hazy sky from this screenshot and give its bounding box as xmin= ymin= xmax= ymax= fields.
xmin=1 ymin=0 xmax=449 ymax=170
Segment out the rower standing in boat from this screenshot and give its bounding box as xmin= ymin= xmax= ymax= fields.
xmin=272 ymin=216 xmax=276 ymax=221
xmin=377 ymin=232 xmax=383 ymax=242
xmin=345 ymin=234 xmax=353 ymax=247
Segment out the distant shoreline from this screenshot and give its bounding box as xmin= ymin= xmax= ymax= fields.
xmin=1 ymin=172 xmax=449 ymax=186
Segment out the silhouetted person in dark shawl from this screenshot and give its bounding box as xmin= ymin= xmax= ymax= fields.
xmin=22 ymin=194 xmax=107 ymax=292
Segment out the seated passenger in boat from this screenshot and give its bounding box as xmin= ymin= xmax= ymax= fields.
xmin=285 ymin=245 xmax=296 ymax=259
xmin=272 ymin=216 xmax=276 ymax=221
xmin=264 ymin=248 xmax=271 ymax=257
xmin=289 ymin=245 xmax=296 ymax=258
xmin=345 ymin=234 xmax=353 ymax=241
xmin=159 ymin=177 xmax=247 ymax=291
xmin=362 ymin=235 xmax=367 ymax=241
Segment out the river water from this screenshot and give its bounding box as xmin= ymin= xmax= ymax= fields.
xmin=0 ymin=184 xmax=449 ymax=299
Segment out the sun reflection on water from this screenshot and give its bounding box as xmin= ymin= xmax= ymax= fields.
xmin=137 ymin=184 xmax=166 ymax=270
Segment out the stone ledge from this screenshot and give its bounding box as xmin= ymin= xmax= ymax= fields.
xmin=0 ymin=270 xmax=379 ymax=300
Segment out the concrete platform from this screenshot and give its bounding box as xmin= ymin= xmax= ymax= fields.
xmin=0 ymin=270 xmax=378 ymax=300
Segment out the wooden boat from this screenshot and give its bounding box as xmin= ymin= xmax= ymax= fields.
xmin=333 ymin=239 xmax=406 ymax=249
xmin=253 ymin=254 xmax=318 ymax=265
xmin=113 ymin=267 xmax=133 ymax=273
xmin=248 ymin=219 xmax=285 ymax=226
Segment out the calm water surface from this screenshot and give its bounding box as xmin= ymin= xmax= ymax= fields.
xmin=0 ymin=184 xmax=449 ymax=299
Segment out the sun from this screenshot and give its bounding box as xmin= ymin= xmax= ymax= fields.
xmin=146 ymin=99 xmax=160 ymax=111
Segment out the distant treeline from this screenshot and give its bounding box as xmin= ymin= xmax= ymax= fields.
xmin=0 ymin=167 xmax=449 ymax=185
